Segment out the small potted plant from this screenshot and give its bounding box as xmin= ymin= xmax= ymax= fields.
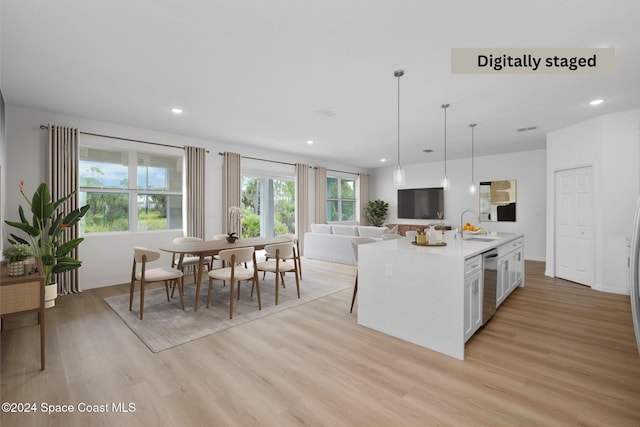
xmin=226 ymin=232 xmax=238 ymax=243
xmin=3 ymin=243 xmax=33 ymax=276
xmin=365 ymin=199 xmax=389 ymax=227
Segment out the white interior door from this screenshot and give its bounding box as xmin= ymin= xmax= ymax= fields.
xmin=555 ymin=166 xmax=594 ymax=286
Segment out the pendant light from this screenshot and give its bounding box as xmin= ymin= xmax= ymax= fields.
xmin=393 ymin=70 xmax=405 ymax=187
xmin=469 ymin=123 xmax=477 ymax=194
xmin=441 ymin=103 xmax=450 ymax=190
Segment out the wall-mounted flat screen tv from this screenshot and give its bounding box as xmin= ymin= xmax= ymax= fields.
xmin=397 ymin=187 xmax=444 ymax=219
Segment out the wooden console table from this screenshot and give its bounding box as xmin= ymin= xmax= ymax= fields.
xmin=1 ymin=258 xmax=45 ymax=370
xmin=386 ymin=223 xmax=452 ymax=236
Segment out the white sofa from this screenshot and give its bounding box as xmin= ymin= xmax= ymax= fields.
xmin=303 ymin=224 xmax=395 ymax=265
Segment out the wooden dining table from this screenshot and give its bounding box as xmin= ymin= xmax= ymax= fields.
xmin=159 ymin=236 xmax=289 ymax=311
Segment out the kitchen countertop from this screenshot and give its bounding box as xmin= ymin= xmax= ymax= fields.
xmin=371 ymin=231 xmax=523 ymax=259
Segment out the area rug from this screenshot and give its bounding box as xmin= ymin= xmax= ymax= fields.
xmin=104 ymin=265 xmax=352 ymax=353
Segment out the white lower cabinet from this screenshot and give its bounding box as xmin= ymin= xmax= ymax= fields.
xmin=497 ymin=238 xmax=524 ymax=307
xmin=464 ymin=256 xmax=483 ymax=342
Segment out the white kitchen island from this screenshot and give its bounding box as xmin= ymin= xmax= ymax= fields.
xmin=357 ymin=231 xmax=524 ymax=360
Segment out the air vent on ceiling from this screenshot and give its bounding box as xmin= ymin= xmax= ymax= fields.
xmin=422 ymin=149 xmax=434 ymax=153
xmin=316 ymin=107 xmax=337 ymax=117
xmin=517 ymin=126 xmax=538 ymax=132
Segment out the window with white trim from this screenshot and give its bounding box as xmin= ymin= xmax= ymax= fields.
xmin=79 ymin=147 xmax=183 ymax=233
xmin=326 ymin=177 xmax=356 ymax=222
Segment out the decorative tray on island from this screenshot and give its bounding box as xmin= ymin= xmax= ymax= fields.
xmin=411 ymin=241 xmax=447 ymax=247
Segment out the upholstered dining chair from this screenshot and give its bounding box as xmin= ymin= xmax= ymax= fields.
xmin=350 ymin=237 xmax=377 ymax=313
xmin=130 ymin=247 xmax=184 ymax=320
xmin=212 ymin=233 xmax=240 ymax=285
xmin=207 ymin=246 xmax=260 ymax=319
xmin=256 ymin=241 xmax=300 ymax=305
xmin=212 ymin=232 xmax=228 ymax=269
xmin=264 ymin=233 xmax=302 ymax=280
xmin=171 ymin=236 xmax=213 ymax=284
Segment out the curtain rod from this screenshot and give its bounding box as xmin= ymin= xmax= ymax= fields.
xmin=40 ymin=125 xmax=210 ymax=153
xmin=219 ymin=152 xmax=360 ymax=175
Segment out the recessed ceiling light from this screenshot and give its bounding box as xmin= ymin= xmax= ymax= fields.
xmin=589 ymin=98 xmax=605 ymax=106
xmin=380 ymin=158 xmax=387 ymax=163
xmin=306 ymin=140 xmax=314 ymax=145
xmin=171 ymin=107 xmax=183 ymax=114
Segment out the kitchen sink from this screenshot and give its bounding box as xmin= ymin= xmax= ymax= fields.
xmin=470 ymin=236 xmax=500 ymax=242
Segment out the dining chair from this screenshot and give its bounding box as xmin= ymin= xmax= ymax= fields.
xmin=350 ymin=237 xmax=377 ymax=313
xmin=130 ymin=247 xmax=184 ymax=320
xmin=171 ymin=236 xmax=213 ymax=284
xmin=207 ymin=246 xmax=260 ymax=319
xmin=263 ymin=233 xmax=302 ymax=280
xmin=212 ymin=233 xmax=241 ymax=285
xmin=212 ymin=233 xmax=227 ymax=268
xmin=256 ymin=241 xmax=300 ymax=305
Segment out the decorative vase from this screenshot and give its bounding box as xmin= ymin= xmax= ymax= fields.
xmin=7 ymin=261 xmax=25 ymax=276
xmin=45 ymin=283 xmax=58 ymax=309
xmin=226 ymin=237 xmax=238 ymax=243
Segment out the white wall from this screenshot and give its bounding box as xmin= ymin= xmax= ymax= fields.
xmin=369 ymin=149 xmax=547 ymax=261
xmin=546 ymin=109 xmax=640 ymax=294
xmin=3 ymin=105 xmax=364 ymax=288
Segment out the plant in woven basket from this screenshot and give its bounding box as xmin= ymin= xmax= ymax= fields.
xmin=5 ymin=181 xmax=89 ymax=285
xmin=2 ymin=243 xmax=33 ymax=263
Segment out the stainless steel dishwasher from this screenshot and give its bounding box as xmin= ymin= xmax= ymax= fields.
xmin=482 ymin=248 xmax=499 ymax=324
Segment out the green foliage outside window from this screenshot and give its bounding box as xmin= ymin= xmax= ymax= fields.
xmin=241 ymin=176 xmax=295 ymax=237
xmin=326 ymin=177 xmax=356 ymax=222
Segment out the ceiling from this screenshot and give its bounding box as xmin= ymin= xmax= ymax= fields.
xmin=2 ymin=1 xmax=639 ymax=169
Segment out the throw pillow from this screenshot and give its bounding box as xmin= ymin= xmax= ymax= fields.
xmin=331 ymin=224 xmax=359 ymax=236
xmin=310 ymin=224 xmax=333 ymax=234
xmin=358 ymin=226 xmax=388 ymax=238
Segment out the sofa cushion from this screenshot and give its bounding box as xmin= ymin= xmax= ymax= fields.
xmin=304 ymin=232 xmax=357 ymax=265
xmin=331 ymin=224 xmax=359 ymax=236
xmin=358 ymin=226 xmax=388 ymax=238
xmin=310 ymin=223 xmax=333 ymax=234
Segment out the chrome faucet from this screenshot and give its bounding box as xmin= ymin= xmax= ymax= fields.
xmin=459 ymin=209 xmax=479 ymax=239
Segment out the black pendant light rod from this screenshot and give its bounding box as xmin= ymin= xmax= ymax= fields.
xmin=470 ymin=123 xmax=476 ymax=182
xmin=395 ymin=70 xmax=404 ymax=167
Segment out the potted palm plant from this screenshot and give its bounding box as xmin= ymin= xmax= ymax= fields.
xmin=365 ymin=199 xmax=389 ymax=227
xmin=2 ymin=243 xmax=33 ymax=276
xmin=5 ymin=181 xmax=89 ymax=307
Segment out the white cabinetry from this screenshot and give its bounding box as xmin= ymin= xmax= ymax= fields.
xmin=464 ymin=255 xmax=483 ymax=342
xmin=497 ymin=238 xmax=524 ymax=307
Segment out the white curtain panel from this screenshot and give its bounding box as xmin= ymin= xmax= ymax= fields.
xmin=185 ymin=146 xmax=206 ymax=238
xmin=223 ymin=152 xmax=242 ymax=235
xmin=48 ymin=124 xmax=80 ymax=294
xmin=295 ymin=163 xmax=310 ymax=255
xmin=315 ymin=166 xmax=327 ymax=225
xmin=359 ymin=173 xmax=369 ymax=225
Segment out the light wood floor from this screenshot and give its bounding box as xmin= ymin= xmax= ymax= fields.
xmin=2 ymin=259 xmax=640 ymax=426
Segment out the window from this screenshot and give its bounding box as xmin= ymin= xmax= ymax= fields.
xmin=241 ymin=175 xmax=295 ymax=237
xmin=327 ymin=177 xmax=356 ymax=222
xmin=79 ymin=147 xmax=183 ymax=233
